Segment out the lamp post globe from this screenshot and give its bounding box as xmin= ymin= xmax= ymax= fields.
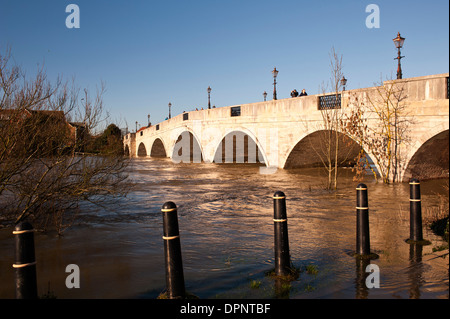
xmin=207 ymin=86 xmax=212 ymax=109
xmin=272 ymin=67 xmax=279 ymax=100
xmin=393 ymin=32 xmax=406 ymax=79
xmin=340 ymin=76 xmax=347 ymax=91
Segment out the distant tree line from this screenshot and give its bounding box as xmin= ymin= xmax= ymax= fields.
xmin=84 ymin=123 xmax=124 ymax=156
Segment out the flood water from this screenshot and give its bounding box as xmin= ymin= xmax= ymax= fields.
xmin=0 ymin=158 xmax=448 ymax=299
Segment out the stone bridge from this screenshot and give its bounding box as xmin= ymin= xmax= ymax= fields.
xmin=124 ymin=73 xmax=449 ymax=182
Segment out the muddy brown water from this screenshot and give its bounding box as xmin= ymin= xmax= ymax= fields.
xmin=0 ymin=158 xmax=448 ymax=299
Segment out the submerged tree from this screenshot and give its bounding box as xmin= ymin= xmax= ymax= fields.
xmin=306 ymin=47 xmax=355 ymax=190
xmin=0 ymin=47 xmax=129 ymax=234
xmin=342 ymin=78 xmax=412 ymax=183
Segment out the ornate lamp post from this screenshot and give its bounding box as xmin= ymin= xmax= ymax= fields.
xmin=263 ymin=91 xmax=267 ymax=101
xmin=148 ymin=114 xmax=151 ymax=126
xmin=272 ymin=67 xmax=279 ymax=100
xmin=168 ymin=102 xmax=172 ymax=119
xmin=207 ymin=86 xmax=212 ymax=109
xmin=393 ymin=32 xmax=405 ymax=80
xmin=135 ymin=121 xmax=138 ymax=132
xmin=340 ymin=76 xmax=347 ymax=91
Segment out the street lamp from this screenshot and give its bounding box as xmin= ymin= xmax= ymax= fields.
xmin=272 ymin=67 xmax=279 ymax=100
xmin=340 ymin=76 xmax=347 ymax=91
xmin=135 ymin=121 xmax=138 ymax=132
xmin=393 ymin=32 xmax=405 ymax=79
xmin=148 ymin=114 xmax=151 ymax=126
xmin=168 ymin=102 xmax=172 ymax=119
xmin=207 ymin=86 xmax=212 ymax=109
xmin=263 ymin=91 xmax=267 ymax=101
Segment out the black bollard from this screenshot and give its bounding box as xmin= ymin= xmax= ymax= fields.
xmin=161 ymin=201 xmax=185 ymax=299
xmin=13 ymin=222 xmax=38 ymax=299
xmin=409 ymin=179 xmax=423 ymax=242
xmin=273 ymin=191 xmax=291 ymax=276
xmin=356 ymin=184 xmax=371 ymax=256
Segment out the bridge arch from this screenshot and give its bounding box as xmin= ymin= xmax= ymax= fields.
xmin=403 ymin=129 xmax=449 ymax=181
xmin=150 ymin=138 xmax=167 ymax=157
xmin=171 ymin=129 xmax=204 ymax=163
xmin=213 ymin=128 xmax=266 ymax=165
xmin=283 ymin=129 xmax=377 ymax=173
xmin=137 ymin=142 xmax=147 ymax=157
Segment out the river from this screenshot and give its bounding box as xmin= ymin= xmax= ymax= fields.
xmin=0 ymin=158 xmax=448 ymax=299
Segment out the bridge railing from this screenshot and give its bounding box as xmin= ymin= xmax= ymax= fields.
xmin=318 ymin=94 xmax=342 ymax=110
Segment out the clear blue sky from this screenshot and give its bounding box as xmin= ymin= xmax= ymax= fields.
xmin=1 ymin=0 xmax=449 ymax=131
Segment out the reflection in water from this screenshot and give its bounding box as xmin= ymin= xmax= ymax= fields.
xmin=355 ymin=258 xmax=370 ymax=299
xmin=408 ymin=244 xmax=424 ymax=299
xmin=0 ymin=158 xmax=448 ymax=299
xmin=274 ymin=277 xmax=291 ymax=299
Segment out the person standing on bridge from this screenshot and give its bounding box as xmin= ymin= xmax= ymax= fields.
xmin=300 ymin=89 xmax=308 ymax=96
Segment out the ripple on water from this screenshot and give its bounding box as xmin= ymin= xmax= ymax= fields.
xmin=0 ymin=160 xmax=447 ymax=299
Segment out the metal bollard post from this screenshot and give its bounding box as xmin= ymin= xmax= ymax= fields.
xmin=273 ymin=191 xmax=291 ymax=276
xmin=161 ymin=201 xmax=185 ymax=299
xmin=409 ymin=178 xmax=423 ymax=242
xmin=356 ymin=184 xmax=371 ymax=256
xmin=13 ymin=222 xmax=38 ymax=299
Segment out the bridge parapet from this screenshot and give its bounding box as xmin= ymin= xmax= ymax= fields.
xmin=124 ymin=72 xmax=448 ymax=141
xmin=123 ymin=73 xmax=449 ymax=181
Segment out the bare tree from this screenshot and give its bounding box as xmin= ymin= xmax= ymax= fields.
xmin=307 ymin=47 xmax=352 ymax=190
xmin=342 ymin=77 xmax=412 ymax=183
xmin=339 ymin=103 xmax=378 ymax=182
xmin=0 ymin=47 xmax=129 ymax=234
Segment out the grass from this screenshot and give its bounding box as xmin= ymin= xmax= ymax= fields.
xmin=265 ymin=264 xmax=301 ymax=282
xmin=157 ymin=291 xmax=199 ymax=299
xmin=250 ymin=280 xmax=262 ymax=289
xmin=305 ymin=264 xmax=319 ymax=275
xmin=304 ymin=284 xmax=316 ymax=292
xmin=264 ymin=263 xmax=301 ymax=298
xmin=432 ymin=244 xmax=449 ymax=252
